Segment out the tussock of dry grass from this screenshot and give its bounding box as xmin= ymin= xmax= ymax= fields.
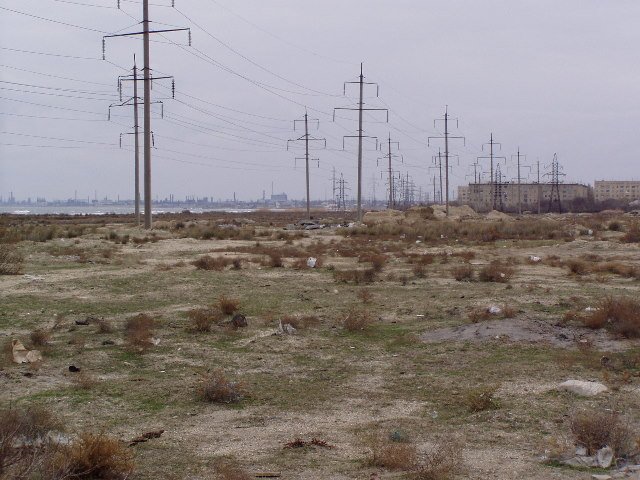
xmin=370 ymin=440 xmax=417 ymax=470
xmin=412 ymin=437 xmax=465 ymax=480
xmin=570 ymin=408 xmax=633 ymax=456
xmin=187 ymin=307 xmax=221 ymax=332
xmin=334 ymin=268 xmax=376 ymax=284
xmin=30 ymin=328 xmax=51 ymax=347
xmin=218 ymin=295 xmax=240 ymax=316
xmin=199 ymin=370 xmax=245 ymax=404
xmin=342 ymin=309 xmax=373 ymax=332
xmin=0 ymin=243 xmax=23 ymax=275
xmin=583 ymin=296 xmax=640 ymax=338
xmin=452 ymin=264 xmax=474 ymax=282
xmin=478 ymin=261 xmax=514 ymax=283
xmin=124 ymin=313 xmax=155 ymax=352
xmin=192 ymin=255 xmax=231 ymax=271
xmin=466 ymin=386 xmax=500 ymax=412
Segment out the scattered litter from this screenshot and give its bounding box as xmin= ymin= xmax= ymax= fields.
xmin=151 ymin=338 xmax=161 ymax=346
xmin=557 ymin=380 xmax=608 ymax=397
xmin=529 ymin=255 xmax=541 ymax=263
xmin=11 ymin=339 xmax=43 ymax=364
xmin=276 ymin=320 xmax=296 ymax=335
xmin=416 ymin=314 xmax=425 ymax=318
xmin=488 ymin=305 xmax=502 ymax=315
xmin=23 ymin=274 xmax=44 ymax=282
xmin=129 ymin=429 xmax=164 ymax=447
xmin=306 ymin=257 xmax=317 ymax=268
xmin=585 ymin=307 xmax=597 ymax=312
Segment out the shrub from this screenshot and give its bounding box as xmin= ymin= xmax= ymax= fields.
xmin=199 ymin=370 xmax=245 ymax=403
xmin=583 ymin=296 xmax=640 ymax=338
xmin=413 ymin=437 xmax=464 ymax=480
xmin=357 ymin=289 xmax=374 ymax=304
xmin=49 ymin=433 xmax=134 ymax=479
xmin=570 ymin=409 xmax=632 ymax=456
xmin=218 ymin=295 xmax=240 ymax=316
xmin=30 ymin=328 xmax=51 ymax=346
xmin=370 ymin=440 xmax=417 ymax=470
xmin=608 ymin=221 xmax=623 ymax=231
xmin=71 ymin=372 xmax=98 ymax=390
xmin=212 ymin=458 xmax=252 ymax=480
xmin=452 ymin=265 xmax=474 ymax=282
xmin=466 ymin=386 xmax=499 ymax=412
xmin=124 ymin=313 xmax=155 ymax=351
xmin=478 ymin=261 xmax=514 ymax=283
xmin=96 ymin=318 xmax=114 ymax=334
xmin=0 ymin=243 xmax=23 ymax=275
xmin=231 ymin=258 xmax=243 ymax=270
xmin=267 ymin=253 xmax=283 ymax=268
xmin=342 ymin=309 xmax=373 ymax=332
xmin=192 ymin=255 xmax=230 ymax=271
xmin=187 ymin=307 xmax=221 ymax=333
xmin=566 ymin=259 xmax=590 ymax=276
xmin=412 ymin=264 xmax=426 ymax=278
xmin=622 ymin=223 xmax=640 ymax=243
xmin=334 ymin=268 xmax=376 ymax=285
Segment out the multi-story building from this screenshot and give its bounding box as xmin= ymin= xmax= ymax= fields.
xmin=458 ymin=182 xmax=592 ymax=212
xmin=593 ymin=181 xmax=640 ymax=202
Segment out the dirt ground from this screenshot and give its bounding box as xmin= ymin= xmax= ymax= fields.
xmin=1 ymin=210 xmax=639 ymax=479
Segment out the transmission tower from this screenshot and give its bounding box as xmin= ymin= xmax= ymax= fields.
xmin=287 ymin=112 xmax=326 ymax=219
xmin=428 ymin=106 xmax=465 ymax=216
xmin=510 ymin=148 xmax=531 ymax=215
xmin=337 ymin=174 xmax=350 ymax=211
xmin=544 ymin=153 xmax=566 ymax=213
xmin=477 ymin=133 xmax=507 ymax=211
xmin=333 ymin=63 xmax=388 ymax=222
xmin=103 ymin=0 xmax=191 ymax=228
xmin=494 ymin=163 xmax=505 ymax=211
xmin=376 ymin=134 xmax=400 ymax=209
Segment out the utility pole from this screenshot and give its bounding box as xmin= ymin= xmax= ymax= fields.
xmin=495 ymin=164 xmax=505 ymax=211
xmin=428 ymin=107 xmax=465 ymax=216
xmin=287 ymin=111 xmax=326 ymax=219
xmin=537 ymin=160 xmax=541 ymax=215
xmin=477 ymin=133 xmax=506 ymax=211
xmin=334 ymin=64 xmax=388 ymax=222
xmin=377 ymin=133 xmax=400 ymax=209
xmin=103 ymin=0 xmax=190 ymax=228
xmin=544 ymin=153 xmax=565 ymax=213
xmin=108 ymin=56 xmax=164 ymax=226
xmin=511 ymin=148 xmax=529 ymax=215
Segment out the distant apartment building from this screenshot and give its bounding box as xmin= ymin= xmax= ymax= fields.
xmin=458 ymin=183 xmax=591 ymax=212
xmin=593 ymin=180 xmax=640 ymax=202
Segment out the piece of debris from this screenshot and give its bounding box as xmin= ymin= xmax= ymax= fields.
xmin=562 ymin=446 xmax=614 ymax=469
xmin=231 ymin=313 xmax=248 ymax=328
xmin=488 ymin=305 xmax=502 ymax=315
xmin=75 ymin=319 xmax=90 ymax=326
xmin=557 ymin=380 xmax=608 ymax=397
xmin=129 ymin=429 xmax=164 ymax=447
xmin=69 ymin=365 xmax=81 ymax=373
xmin=11 ymin=339 xmax=43 ymax=364
xmin=306 ymin=257 xmax=317 ymax=268
xmin=102 ymin=339 xmax=115 ymax=346
xmin=529 ymin=255 xmax=542 ymax=262
xmin=276 ymin=320 xmax=296 ymax=335
xmin=284 ymin=437 xmax=334 ymax=449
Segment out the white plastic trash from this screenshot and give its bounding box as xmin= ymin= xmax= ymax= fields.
xmin=306 ymin=257 xmax=317 ymax=268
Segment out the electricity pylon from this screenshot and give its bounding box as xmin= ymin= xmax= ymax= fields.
xmin=477 ymin=133 xmax=507 ymax=211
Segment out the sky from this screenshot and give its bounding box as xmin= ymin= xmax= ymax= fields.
xmin=0 ymin=0 xmax=639 ymax=203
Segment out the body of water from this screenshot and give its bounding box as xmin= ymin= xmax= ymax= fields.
xmin=0 ymin=206 xmax=259 ymax=215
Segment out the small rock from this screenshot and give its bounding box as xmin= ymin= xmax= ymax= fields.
xmin=597 ymin=446 xmax=613 ymax=468
xmin=558 ymin=380 xmax=608 ymax=397
xmin=231 ymin=314 xmax=248 ymax=328
xmin=68 ymin=365 xmax=80 ymax=373
xmin=576 ymin=446 xmax=588 ymax=456
xmin=102 ymin=340 xmax=115 ymax=346
xmin=591 ymin=475 xmax=612 ymax=480
xmin=75 ymin=319 xmax=90 ymax=326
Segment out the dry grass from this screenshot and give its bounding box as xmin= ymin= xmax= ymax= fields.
xmin=370 ymin=440 xmax=417 ymax=470
xmin=71 ymin=372 xmax=99 ymax=390
xmin=342 ymin=309 xmax=373 ymax=332
xmin=212 ymin=458 xmax=252 ymax=480
xmin=466 ymin=386 xmax=500 ymax=412
xmin=356 ymin=288 xmax=374 ymax=304
xmin=452 ymin=264 xmax=474 ymax=282
xmin=218 ymin=295 xmax=240 ymax=316
xmin=280 ymin=315 xmax=321 ymax=330
xmin=583 ymin=296 xmax=640 ymax=338
xmin=621 ymin=222 xmax=640 ymax=243
xmin=478 ymin=261 xmax=515 ymax=283
xmin=124 ymin=313 xmax=155 ymax=352
xmin=334 ymin=268 xmax=376 ymax=284
xmin=30 ymin=328 xmax=51 ymax=347
xmin=412 ymin=437 xmax=465 ymax=480
xmin=49 ymin=433 xmax=134 ymax=479
xmin=199 ymin=369 xmax=245 ymax=404
xmin=192 ymin=255 xmax=231 ymax=271
xmin=187 ymin=307 xmax=221 ymax=333
xmin=95 ymin=318 xmax=114 ymax=334
xmin=0 ymin=243 xmax=23 ymax=275
xmin=570 ymin=408 xmax=633 ymax=456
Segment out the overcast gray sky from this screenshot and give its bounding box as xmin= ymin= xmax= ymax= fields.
xmin=1 ymin=0 xmax=639 ymax=202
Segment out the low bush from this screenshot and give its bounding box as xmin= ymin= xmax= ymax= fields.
xmin=466 ymin=386 xmax=499 ymax=412
xmin=30 ymin=328 xmax=51 ymax=347
xmin=187 ymin=307 xmax=221 ymax=333
xmin=334 ymin=268 xmax=376 ymax=284
xmin=452 ymin=265 xmax=474 ymax=282
xmin=370 ymin=439 xmax=417 ymax=470
xmin=342 ymin=309 xmax=373 ymax=332
xmin=124 ymin=313 xmax=155 ymax=352
xmin=192 ymin=255 xmax=231 ymax=271
xmin=199 ymin=370 xmax=245 ymax=404
xmin=570 ymin=408 xmax=632 ymax=456
xmin=0 ymin=243 xmax=23 ymax=275
xmin=218 ymin=295 xmax=240 ymax=316
xmin=413 ymin=437 xmax=464 ymax=480
xmin=566 ymin=259 xmax=590 ymax=276
xmin=583 ymin=296 xmax=640 ymax=338
xmin=478 ymin=261 xmax=514 ymax=283
xmin=622 ymin=223 xmax=640 ymax=243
